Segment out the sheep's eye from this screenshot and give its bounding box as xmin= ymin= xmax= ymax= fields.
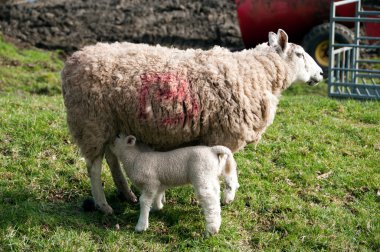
xmin=295 ymin=52 xmax=303 ymax=58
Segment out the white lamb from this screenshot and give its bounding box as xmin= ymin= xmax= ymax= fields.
xmin=110 ymin=135 xmax=239 ymax=234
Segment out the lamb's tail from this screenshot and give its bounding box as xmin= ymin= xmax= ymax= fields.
xmin=211 ymin=146 xmax=239 ymax=204
xmin=211 ymin=145 xmax=233 ymax=169
xmin=211 ymin=146 xmax=232 ymax=158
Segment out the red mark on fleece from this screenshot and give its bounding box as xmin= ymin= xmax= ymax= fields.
xmin=138 ymin=72 xmax=199 ymax=127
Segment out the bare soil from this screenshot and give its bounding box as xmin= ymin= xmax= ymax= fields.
xmin=0 ymin=0 xmax=243 ymax=53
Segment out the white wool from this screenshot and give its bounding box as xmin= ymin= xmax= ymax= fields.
xmin=110 ymin=135 xmax=239 ymax=234
xmin=61 ymin=29 xmax=323 ymax=214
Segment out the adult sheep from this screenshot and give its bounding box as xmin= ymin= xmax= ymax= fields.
xmin=62 ymin=29 xmax=323 ymax=214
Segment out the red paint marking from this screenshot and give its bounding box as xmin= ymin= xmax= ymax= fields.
xmin=138 ymin=72 xmax=199 ymax=127
xmin=161 ymin=113 xmax=185 ymax=127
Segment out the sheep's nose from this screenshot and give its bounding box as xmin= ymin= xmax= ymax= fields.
xmin=320 ymin=71 xmax=323 ymax=76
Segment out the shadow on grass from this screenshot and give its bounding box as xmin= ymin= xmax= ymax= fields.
xmin=0 ymin=186 xmax=204 ymax=244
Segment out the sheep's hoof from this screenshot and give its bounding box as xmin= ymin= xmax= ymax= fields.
xmin=128 ymin=192 xmax=138 ymax=203
xmin=118 ymin=190 xmax=138 ymax=204
xmin=96 ymin=203 xmax=114 ymax=215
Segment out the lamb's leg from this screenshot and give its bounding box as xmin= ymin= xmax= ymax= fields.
xmin=135 ymin=189 xmax=155 ymax=232
xmin=105 ymin=148 xmax=138 ymax=203
xmin=194 ymin=179 xmax=221 ymax=235
xmin=223 ymin=157 xmax=239 ymax=205
xmin=86 ymin=156 xmax=113 ymax=214
xmin=152 ymin=189 xmax=165 ymax=211
xmin=162 ymin=192 xmax=166 ymax=204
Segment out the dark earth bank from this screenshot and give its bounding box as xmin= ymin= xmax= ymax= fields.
xmin=0 ymin=0 xmax=244 ymax=53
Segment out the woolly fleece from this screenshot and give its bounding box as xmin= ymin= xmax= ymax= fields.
xmin=62 ymin=42 xmax=292 ymax=161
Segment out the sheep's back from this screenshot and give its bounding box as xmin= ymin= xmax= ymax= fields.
xmin=61 ymin=42 xmax=281 ymax=153
xmin=61 ymin=43 xmax=223 ymax=150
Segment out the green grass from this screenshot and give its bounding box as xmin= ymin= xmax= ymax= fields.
xmin=0 ymin=36 xmax=63 ymax=95
xmin=0 ymin=36 xmax=379 ymax=251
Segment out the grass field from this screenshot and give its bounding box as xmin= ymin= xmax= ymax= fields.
xmin=0 ymin=36 xmax=379 ymax=251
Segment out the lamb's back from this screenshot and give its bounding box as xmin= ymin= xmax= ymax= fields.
xmin=135 ymin=146 xmax=218 ymax=187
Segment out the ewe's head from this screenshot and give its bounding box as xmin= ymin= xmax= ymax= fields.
xmin=269 ymin=29 xmax=323 ymax=86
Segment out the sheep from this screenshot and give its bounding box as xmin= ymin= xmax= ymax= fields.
xmin=109 ymin=134 xmax=239 ymax=234
xmin=61 ymin=29 xmax=323 ymax=214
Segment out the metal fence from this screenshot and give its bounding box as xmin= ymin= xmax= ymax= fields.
xmin=328 ymin=0 xmax=380 ymax=100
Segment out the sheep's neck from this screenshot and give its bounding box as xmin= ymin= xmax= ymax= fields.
xmin=245 ymin=48 xmax=292 ymax=95
xmin=269 ymin=54 xmax=292 ymax=94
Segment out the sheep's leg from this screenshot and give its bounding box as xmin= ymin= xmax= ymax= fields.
xmin=135 ymin=189 xmax=155 ymax=232
xmin=87 ymin=156 xmax=113 ymax=214
xmin=194 ymin=179 xmax=221 ymax=235
xmin=105 ymin=148 xmax=138 ymax=203
xmin=152 ymin=189 xmax=165 ymax=211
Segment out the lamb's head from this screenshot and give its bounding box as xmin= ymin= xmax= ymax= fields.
xmin=268 ymin=29 xmax=323 ymax=86
xmin=110 ymin=134 xmax=137 ymax=156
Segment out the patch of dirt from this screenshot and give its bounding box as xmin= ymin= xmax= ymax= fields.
xmin=0 ymin=0 xmax=243 ymax=54
xmin=0 ymin=57 xmax=21 ymax=67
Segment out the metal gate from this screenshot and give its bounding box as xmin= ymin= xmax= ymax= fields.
xmin=328 ymin=0 xmax=380 ymax=100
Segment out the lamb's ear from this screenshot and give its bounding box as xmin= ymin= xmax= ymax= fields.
xmin=126 ymin=135 xmax=136 ymax=146
xmin=277 ymin=29 xmax=288 ymax=52
xmin=268 ymin=31 xmax=277 ymax=47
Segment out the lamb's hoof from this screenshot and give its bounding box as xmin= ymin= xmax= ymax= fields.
xmin=151 ymin=204 xmax=163 ymax=212
xmin=162 ymin=194 xmax=166 ymax=204
xmin=223 ymin=198 xmax=233 ymax=205
xmin=206 ymin=224 xmax=220 ymax=235
xmin=96 ymin=203 xmax=114 ymax=215
xmin=135 ymin=222 xmax=148 ymax=232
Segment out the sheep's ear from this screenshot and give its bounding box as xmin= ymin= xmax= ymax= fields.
xmin=126 ymin=135 xmax=136 ymax=146
xmin=277 ymin=29 xmax=288 ymax=52
xmin=268 ymin=31 xmax=277 ymax=47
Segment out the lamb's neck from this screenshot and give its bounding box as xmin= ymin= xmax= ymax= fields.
xmin=121 ymin=148 xmax=141 ymax=169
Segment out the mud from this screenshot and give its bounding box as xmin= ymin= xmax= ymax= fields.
xmin=0 ymin=0 xmax=244 ymax=53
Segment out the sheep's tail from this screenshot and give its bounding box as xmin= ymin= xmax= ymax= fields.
xmin=211 ymin=146 xmax=239 ymax=204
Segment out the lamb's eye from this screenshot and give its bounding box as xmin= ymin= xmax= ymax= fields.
xmin=295 ymin=52 xmax=303 ymax=58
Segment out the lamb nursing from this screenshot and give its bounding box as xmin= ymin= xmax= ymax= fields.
xmin=61 ymin=29 xmax=323 ymax=214
xmin=110 ymin=135 xmax=239 ymax=234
